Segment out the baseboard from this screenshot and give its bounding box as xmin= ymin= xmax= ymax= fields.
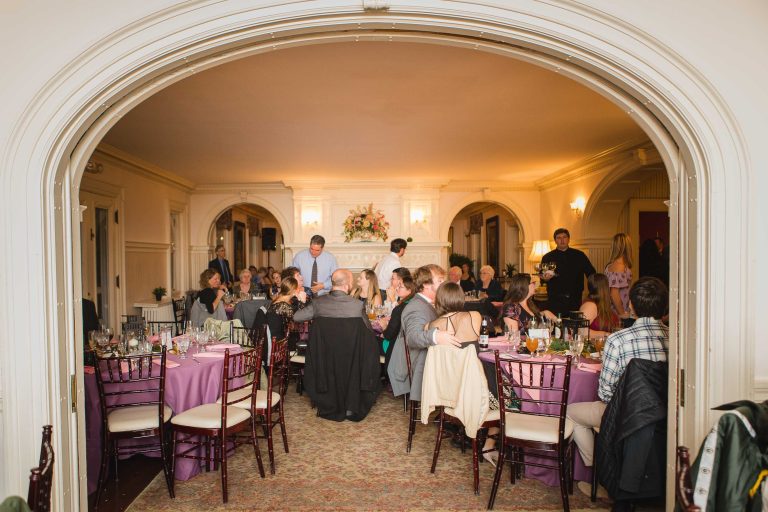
xmin=754 ymin=377 xmax=768 ymax=401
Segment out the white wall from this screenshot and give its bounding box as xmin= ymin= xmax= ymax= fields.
xmin=1 ymin=0 xmax=767 ymax=506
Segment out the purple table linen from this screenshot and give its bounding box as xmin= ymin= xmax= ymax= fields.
xmin=85 ymin=351 xmax=229 ymax=494
xmin=478 ymin=346 xmax=599 ymax=487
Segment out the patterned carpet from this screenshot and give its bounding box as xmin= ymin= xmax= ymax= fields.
xmin=128 ymin=390 xmax=611 ymax=511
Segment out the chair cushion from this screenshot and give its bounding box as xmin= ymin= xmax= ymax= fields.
xmin=290 ymin=354 xmax=305 ymax=364
xmin=504 ymin=413 xmax=574 ymax=444
xmin=254 ymin=390 xmax=281 ymax=409
xmin=171 ymin=404 xmax=250 ymax=429
xmin=108 ymin=404 xmax=173 ymax=433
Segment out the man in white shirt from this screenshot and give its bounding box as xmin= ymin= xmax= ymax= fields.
xmin=375 ymin=238 xmax=407 ymax=300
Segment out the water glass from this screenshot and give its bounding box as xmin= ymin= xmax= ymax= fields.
xmin=177 ymin=336 xmax=191 ymax=360
xmin=569 ymin=335 xmax=585 ymax=365
xmin=508 ymin=330 xmax=520 ymax=353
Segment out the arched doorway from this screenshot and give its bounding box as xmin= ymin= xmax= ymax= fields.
xmin=207 ymin=203 xmax=286 ymax=277
xmin=4 ymin=3 xmax=750 ymax=508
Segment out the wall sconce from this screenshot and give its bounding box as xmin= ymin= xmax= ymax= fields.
xmin=302 ymin=209 xmax=320 ymax=229
xmin=410 ymin=208 xmax=428 ymax=226
xmin=569 ymin=197 xmax=586 ymax=218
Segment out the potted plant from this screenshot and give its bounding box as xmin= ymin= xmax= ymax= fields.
xmin=504 ymin=263 xmax=518 ymax=278
xmin=152 ymin=286 xmax=167 ymax=301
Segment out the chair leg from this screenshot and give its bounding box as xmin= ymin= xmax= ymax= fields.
xmin=160 ymin=427 xmax=174 ymax=498
xmin=113 ymin=439 xmax=120 ymax=482
xmin=170 ymin=431 xmax=178 ymax=498
xmin=266 ymin=410 xmax=276 ymax=474
xmin=278 ymin=402 xmax=289 ymax=453
xmin=591 ymin=436 xmax=598 ymax=501
xmin=94 ymin=432 xmax=110 ymax=510
xmin=558 ymin=444 xmax=570 ymax=512
xmin=471 ymin=436 xmax=480 ymax=495
xmin=487 ymin=442 xmax=506 ymax=510
xmin=430 ymin=409 xmax=444 ymax=473
xmin=250 ymin=419 xmax=266 ymax=478
xmin=220 ymin=434 xmax=228 ymax=503
xmin=403 ymin=393 xmax=408 ymax=412
xmin=407 ymin=400 xmax=417 ymax=453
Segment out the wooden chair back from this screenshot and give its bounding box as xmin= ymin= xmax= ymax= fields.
xmin=676 ymin=446 xmax=701 ymax=511
xmin=221 ymin=345 xmax=263 ymax=412
xmin=493 ymin=351 xmax=573 ymax=441
xmin=267 ymin=336 xmax=290 ymax=399
xmin=27 ymin=425 xmax=54 ymax=512
xmin=95 ymin=348 xmax=167 ymax=432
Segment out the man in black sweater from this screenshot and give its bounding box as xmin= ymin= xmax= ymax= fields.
xmin=540 ymin=228 xmax=596 ymax=315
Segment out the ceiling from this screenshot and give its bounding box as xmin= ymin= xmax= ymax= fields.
xmin=102 ymin=41 xmax=646 ymax=186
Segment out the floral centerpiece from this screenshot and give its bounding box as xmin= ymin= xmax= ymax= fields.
xmin=343 ymin=203 xmax=389 ymax=242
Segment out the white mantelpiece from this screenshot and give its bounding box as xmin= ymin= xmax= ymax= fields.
xmin=283 ymin=241 xmax=449 ymax=272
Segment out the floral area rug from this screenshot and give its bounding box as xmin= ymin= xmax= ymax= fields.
xmin=128 ymin=391 xmax=611 ymax=511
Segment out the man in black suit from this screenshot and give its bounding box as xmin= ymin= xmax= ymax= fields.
xmin=293 ymin=269 xmax=371 ymax=329
xmin=208 ymin=244 xmax=234 ymax=288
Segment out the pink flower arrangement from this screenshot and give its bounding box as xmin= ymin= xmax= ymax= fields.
xmin=343 ymin=203 xmax=389 ymax=242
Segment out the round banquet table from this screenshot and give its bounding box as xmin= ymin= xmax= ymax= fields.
xmin=477 ymin=340 xmax=600 ymax=486
xmin=85 ymin=348 xmax=237 ymax=494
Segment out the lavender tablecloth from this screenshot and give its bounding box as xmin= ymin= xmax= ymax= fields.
xmin=478 ymin=341 xmax=600 ymax=486
xmin=85 ymin=349 xmax=231 ymax=494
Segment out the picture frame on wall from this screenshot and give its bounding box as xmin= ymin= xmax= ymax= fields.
xmin=486 ymin=215 xmax=499 ymax=275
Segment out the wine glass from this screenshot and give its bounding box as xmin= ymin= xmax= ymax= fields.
xmin=95 ymin=332 xmax=110 ymax=355
xmin=177 ymin=336 xmax=191 ymax=360
xmin=525 ymin=336 xmax=539 ymax=357
xmin=509 ymin=330 xmax=520 ymax=354
xmin=569 ymin=335 xmax=585 ymax=365
xmin=594 ymin=336 xmax=606 ymax=360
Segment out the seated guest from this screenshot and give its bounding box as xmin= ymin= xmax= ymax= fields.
xmin=460 ymin=262 xmax=475 ymax=293
xmin=191 ymin=269 xmax=227 ymax=327
xmin=447 ymin=265 xmax=462 ymax=285
xmin=427 ymin=281 xmax=500 ymax=464
xmin=566 ymin=277 xmax=669 ymax=467
xmin=282 ymin=266 xmax=312 ymax=298
xmin=266 ymin=277 xmax=307 ymax=342
xmin=248 ymin=265 xmax=260 ymax=285
xmin=294 ymin=269 xmax=370 ymax=328
xmin=232 ymin=268 xmax=256 ymax=298
xmin=385 ymin=267 xmax=412 ymax=305
xmin=579 ymin=273 xmax=620 ymax=337
xmin=266 ymin=270 xmax=281 ymax=298
xmin=502 ymin=273 xmax=555 ymax=335
xmin=474 ymin=265 xmax=505 ymax=301
xmin=387 ymin=264 xmax=461 ymax=402
xmin=378 ymin=276 xmax=417 ymax=368
xmin=353 ymin=269 xmax=383 ymax=309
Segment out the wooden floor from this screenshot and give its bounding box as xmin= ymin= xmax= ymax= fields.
xmin=89 ymin=455 xmax=164 ymax=511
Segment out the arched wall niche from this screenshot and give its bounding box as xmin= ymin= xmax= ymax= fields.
xmin=0 ymin=2 xmax=753 ymax=509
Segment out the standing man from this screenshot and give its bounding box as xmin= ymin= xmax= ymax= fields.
xmin=292 ymin=235 xmax=338 ymax=296
xmin=209 ymin=244 xmax=234 ymax=289
xmin=375 ymin=238 xmax=407 ymax=302
xmin=387 ymin=264 xmax=460 ymax=401
xmin=541 ymin=228 xmax=596 ymax=315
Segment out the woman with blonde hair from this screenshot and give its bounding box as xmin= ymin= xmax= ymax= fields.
xmin=605 ymin=233 xmax=633 ymax=318
xmin=473 ymin=265 xmax=505 ymax=301
xmin=579 ymin=273 xmax=620 ymax=336
xmin=353 ymin=269 xmax=382 ymax=308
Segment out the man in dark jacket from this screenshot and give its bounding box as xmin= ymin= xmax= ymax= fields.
xmin=566 ymin=277 xmax=669 ymax=469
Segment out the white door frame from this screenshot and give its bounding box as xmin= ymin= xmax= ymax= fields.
xmin=0 ymin=3 xmax=751 ymax=510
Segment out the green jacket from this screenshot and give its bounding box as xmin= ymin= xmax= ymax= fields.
xmin=689 ymin=400 xmax=768 ymax=511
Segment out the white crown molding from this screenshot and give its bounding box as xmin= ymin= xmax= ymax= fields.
xmin=535 ymin=137 xmax=660 ymax=190
xmin=283 ymin=178 xmax=450 ymax=190
xmin=193 ymin=182 xmax=289 ymax=193
xmin=125 ymin=241 xmax=171 ymax=253
xmin=94 ymin=144 xmax=196 ymax=192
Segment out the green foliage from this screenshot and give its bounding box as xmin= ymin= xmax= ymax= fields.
xmin=449 ymin=253 xmax=473 ymax=269
xmin=152 ymin=286 xmax=167 ymax=298
xmin=504 ymin=263 xmax=518 ymax=277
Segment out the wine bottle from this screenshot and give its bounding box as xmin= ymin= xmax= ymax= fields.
xmin=479 ymin=318 xmax=490 ymax=348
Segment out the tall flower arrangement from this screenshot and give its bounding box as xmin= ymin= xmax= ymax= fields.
xmin=342 ymin=203 xmax=390 ymax=242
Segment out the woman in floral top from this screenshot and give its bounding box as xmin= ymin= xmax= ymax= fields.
xmin=605 ymin=233 xmax=633 ymax=318
xmin=502 ymin=273 xmax=555 ymax=335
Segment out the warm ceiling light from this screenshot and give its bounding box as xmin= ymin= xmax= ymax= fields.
xmin=570 ymin=197 xmax=586 ymax=217
xmin=529 ymin=240 xmax=552 ymax=262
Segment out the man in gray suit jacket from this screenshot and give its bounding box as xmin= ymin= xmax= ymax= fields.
xmin=294 ymin=268 xmax=371 ymax=329
xmin=387 ymin=264 xmax=460 ymax=401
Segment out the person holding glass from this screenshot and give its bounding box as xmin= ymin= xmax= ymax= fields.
xmin=473 ymin=265 xmax=505 ymax=302
xmin=353 ymin=269 xmax=382 ymax=309
xmin=191 ymin=269 xmax=228 ymax=328
xmin=377 ymin=276 xmax=416 ymax=369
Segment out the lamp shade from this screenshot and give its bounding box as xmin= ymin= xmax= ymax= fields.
xmin=529 ymin=240 xmax=552 ymax=262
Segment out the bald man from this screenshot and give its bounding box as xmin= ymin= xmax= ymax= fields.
xmin=448 ymin=266 xmax=462 ymax=284
xmin=293 ymin=268 xmax=372 ymax=328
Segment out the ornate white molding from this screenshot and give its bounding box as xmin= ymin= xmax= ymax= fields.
xmin=94 ymin=144 xmax=195 ymax=191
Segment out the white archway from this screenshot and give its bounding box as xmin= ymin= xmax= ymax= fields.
xmin=0 ymin=3 xmax=752 ymax=508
